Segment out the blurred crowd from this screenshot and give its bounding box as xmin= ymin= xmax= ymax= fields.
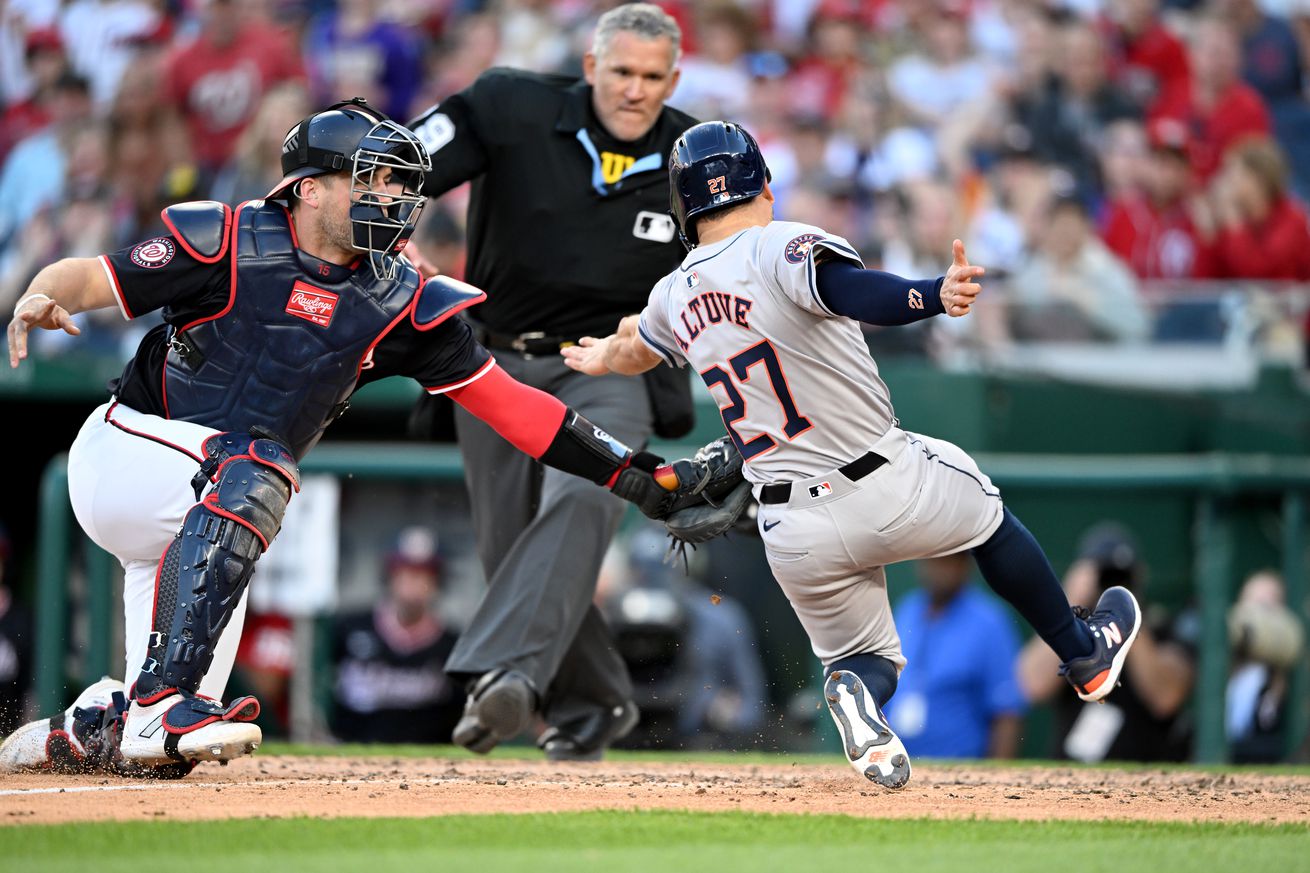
xmin=3 ymin=0 xmax=1310 ymax=362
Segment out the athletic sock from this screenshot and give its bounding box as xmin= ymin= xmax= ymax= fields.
xmin=825 ymin=653 xmax=899 ymax=707
xmin=971 ymin=508 xmax=1095 ymax=663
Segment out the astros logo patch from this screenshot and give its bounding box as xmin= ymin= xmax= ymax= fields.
xmin=285 ymin=281 xmax=339 ymax=327
xmin=785 ymin=233 xmax=824 ymax=264
xmin=130 ymin=238 xmax=176 ymax=269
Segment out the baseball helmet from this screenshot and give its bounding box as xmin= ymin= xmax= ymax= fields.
xmin=268 ymin=98 xmax=431 ymax=280
xmin=668 ymin=121 xmax=770 ymax=249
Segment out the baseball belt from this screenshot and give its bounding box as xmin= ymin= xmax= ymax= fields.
xmin=758 ymin=450 xmax=888 ymax=504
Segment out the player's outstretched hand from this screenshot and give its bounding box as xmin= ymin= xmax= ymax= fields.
xmin=8 ymin=295 xmax=79 ymax=368
xmin=561 ymin=335 xmax=613 ymax=376
xmin=940 ymin=239 xmax=984 ymax=317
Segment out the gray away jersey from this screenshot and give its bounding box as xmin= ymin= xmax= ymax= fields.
xmin=638 ymin=221 xmax=898 ymax=484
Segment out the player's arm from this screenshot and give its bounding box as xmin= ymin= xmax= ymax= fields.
xmin=562 ymin=315 xmax=662 ymax=376
xmin=445 ymin=363 xmax=686 ymax=518
xmin=815 ymin=239 xmax=983 ymax=324
xmin=7 ymin=257 xmax=115 ymax=368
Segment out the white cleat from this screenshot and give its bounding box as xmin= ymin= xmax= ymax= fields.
xmin=0 ymin=677 xmax=123 ymax=773
xmin=824 ymin=670 xmax=912 ymax=790
xmin=118 ymin=693 xmax=261 ymax=767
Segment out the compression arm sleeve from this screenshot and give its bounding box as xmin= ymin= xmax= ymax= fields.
xmin=446 ymin=363 xmax=566 ymax=458
xmin=815 ymin=259 xmax=946 ymax=325
xmin=447 ymin=362 xmax=639 ymax=485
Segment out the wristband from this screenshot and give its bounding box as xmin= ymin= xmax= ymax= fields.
xmin=14 ymin=293 xmax=53 ymax=316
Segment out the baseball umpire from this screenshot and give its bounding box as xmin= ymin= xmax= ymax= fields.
xmin=405 ymin=4 xmax=698 ymax=759
xmin=566 ymin=121 xmax=1143 ymax=789
xmin=0 ymin=100 xmax=719 ymax=776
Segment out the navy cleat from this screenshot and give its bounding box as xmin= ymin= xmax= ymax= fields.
xmin=823 ymin=670 xmax=911 ymax=790
xmin=1060 ymin=585 xmax=1142 ymax=703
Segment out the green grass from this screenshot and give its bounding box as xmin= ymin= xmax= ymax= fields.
xmin=259 ymin=741 xmax=1310 ymax=775
xmin=5 ymin=812 xmax=1306 ymax=872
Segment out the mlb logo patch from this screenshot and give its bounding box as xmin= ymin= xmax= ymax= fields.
xmin=286 ymin=281 xmax=338 ymax=327
xmin=808 ymin=481 xmax=833 ymax=499
xmin=686 ymin=271 xmax=700 ymax=288
xmin=633 ymin=211 xmax=676 ymax=243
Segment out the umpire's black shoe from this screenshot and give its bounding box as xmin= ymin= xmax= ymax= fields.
xmin=538 ymin=701 xmax=640 ymax=762
xmin=452 ymin=670 xmax=538 ymax=754
xmin=1059 ymin=586 xmax=1142 ymax=703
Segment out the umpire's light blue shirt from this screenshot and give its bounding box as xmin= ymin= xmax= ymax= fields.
xmin=885 ymin=585 xmax=1026 ymax=758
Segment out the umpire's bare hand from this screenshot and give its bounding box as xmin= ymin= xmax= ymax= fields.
xmin=940 ymin=239 xmax=985 ymax=317
xmin=8 ymin=295 xmax=80 ymax=368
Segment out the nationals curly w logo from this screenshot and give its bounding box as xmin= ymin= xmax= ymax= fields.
xmin=285 ymin=281 xmax=339 ymax=327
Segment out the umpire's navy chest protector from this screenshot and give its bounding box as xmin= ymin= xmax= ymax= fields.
xmin=160 ymin=199 xmax=420 ymax=459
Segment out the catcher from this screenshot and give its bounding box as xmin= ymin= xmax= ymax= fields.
xmin=0 ymin=101 xmax=729 ymax=777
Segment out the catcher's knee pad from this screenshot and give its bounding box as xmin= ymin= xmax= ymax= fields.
xmin=136 ymin=431 xmax=299 ymax=701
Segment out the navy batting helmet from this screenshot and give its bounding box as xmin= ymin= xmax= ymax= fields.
xmin=268 ymin=98 xmax=431 ymax=280
xmin=668 ymin=121 xmax=770 ymax=249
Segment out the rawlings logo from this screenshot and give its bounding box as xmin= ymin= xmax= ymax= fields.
xmin=285 ymin=281 xmax=338 ymax=327
xmin=784 ymin=233 xmax=824 ymax=264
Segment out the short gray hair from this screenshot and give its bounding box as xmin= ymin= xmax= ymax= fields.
xmin=592 ymin=3 xmax=682 ymax=66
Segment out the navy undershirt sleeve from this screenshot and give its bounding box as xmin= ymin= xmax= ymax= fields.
xmin=814 ymin=259 xmax=946 ymax=325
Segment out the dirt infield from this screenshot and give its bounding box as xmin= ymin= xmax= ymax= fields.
xmin=2 ymin=756 xmax=1307 ymax=826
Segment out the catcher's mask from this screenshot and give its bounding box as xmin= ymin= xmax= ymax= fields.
xmin=269 ymin=99 xmax=431 ymax=281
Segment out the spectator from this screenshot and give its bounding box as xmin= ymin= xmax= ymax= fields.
xmin=1019 ymin=522 xmax=1196 ymax=762
xmin=164 ymin=0 xmax=304 ymax=175
xmin=330 ymin=527 xmax=463 ymax=745
xmin=598 ymin=527 xmax=768 ymax=751
xmin=1010 ymin=195 xmax=1149 ymax=343
xmin=1206 ymin=137 xmax=1310 ymax=279
xmin=1151 ymin=17 xmax=1271 ymax=180
xmin=0 ymin=522 xmax=33 ymax=736
xmin=494 ymin=0 xmax=571 ymax=73
xmin=1100 ymin=0 xmax=1191 ymax=114
xmin=789 ymin=0 xmax=869 ymax=121
xmin=1013 ymin=21 xmax=1140 ymax=195
xmin=884 ymin=552 xmax=1026 ymax=759
xmin=1102 ymin=118 xmax=1216 ymax=279
xmin=0 ymin=26 xmax=68 ymax=163
xmin=672 ymin=1 xmax=755 ymax=120
xmin=1219 ymin=0 xmax=1305 ymax=107
xmin=302 ymin=0 xmax=424 ymax=122
xmin=0 ymin=71 xmax=92 ymax=271
xmin=57 ymin=0 xmax=163 ymax=107
xmin=1226 ymin=570 xmax=1305 ymax=763
xmin=210 ymin=83 xmax=312 ymax=206
xmin=887 ymin=1 xmax=997 ymax=133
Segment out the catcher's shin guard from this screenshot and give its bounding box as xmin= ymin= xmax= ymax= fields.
xmin=134 ymin=431 xmax=300 ymax=702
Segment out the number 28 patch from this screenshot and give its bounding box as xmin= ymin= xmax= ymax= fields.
xmin=129 ymin=238 xmax=176 ymax=269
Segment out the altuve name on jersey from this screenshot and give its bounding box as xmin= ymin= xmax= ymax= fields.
xmin=671 ymin=290 xmax=753 ymax=353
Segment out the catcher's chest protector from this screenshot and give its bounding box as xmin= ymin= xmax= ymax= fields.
xmin=161 ymin=201 xmax=419 ymax=458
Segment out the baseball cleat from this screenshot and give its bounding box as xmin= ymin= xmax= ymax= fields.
xmin=824 ymin=670 xmax=911 ymax=790
xmin=0 ymin=677 xmax=123 ymax=773
xmin=1060 ymin=585 xmax=1142 ymax=703
xmin=118 ymin=691 xmax=261 ymax=766
xmin=452 ymin=670 xmax=537 ymax=755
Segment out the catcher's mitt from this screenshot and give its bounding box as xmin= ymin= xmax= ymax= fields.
xmin=656 ymin=435 xmax=746 ymax=517
xmin=664 ymin=480 xmax=754 ymax=545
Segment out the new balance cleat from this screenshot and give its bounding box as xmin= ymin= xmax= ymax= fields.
xmin=824 ymin=670 xmax=911 ymax=790
xmin=0 ymin=677 xmax=122 ymax=773
xmin=118 ymin=690 xmax=261 ymax=766
xmin=1060 ymin=585 xmax=1142 ymax=703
